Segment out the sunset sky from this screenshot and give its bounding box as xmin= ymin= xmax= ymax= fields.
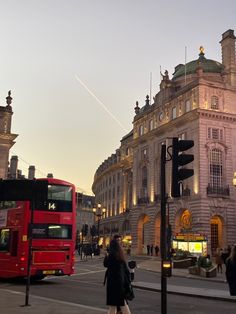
xmin=1 ymin=0 xmax=235 ymax=194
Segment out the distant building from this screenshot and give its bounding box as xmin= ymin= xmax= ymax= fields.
xmin=92 ymin=29 xmax=236 ymax=255
xmin=76 ymin=193 xmax=95 ymax=242
xmin=0 ymin=91 xmax=18 ymax=179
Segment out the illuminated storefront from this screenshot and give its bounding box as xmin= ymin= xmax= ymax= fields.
xmin=172 ymin=233 xmax=207 ymax=256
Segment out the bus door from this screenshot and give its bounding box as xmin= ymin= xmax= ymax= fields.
xmin=0 ymin=229 xmax=20 ymax=278
xmin=0 ymin=228 xmax=11 ymax=277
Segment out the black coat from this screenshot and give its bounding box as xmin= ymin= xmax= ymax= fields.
xmin=226 ymin=258 xmax=236 ymax=296
xmin=104 ymin=255 xmax=129 ymax=306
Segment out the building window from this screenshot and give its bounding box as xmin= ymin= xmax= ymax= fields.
xmin=149 ymin=119 xmax=154 ymax=131
xmin=211 ymin=223 xmax=219 ymax=251
xmin=185 ymin=100 xmax=191 ymax=112
xmin=141 ymin=148 xmax=148 ymax=160
xmin=178 ymin=132 xmax=186 ymax=140
xmin=209 ymin=149 xmax=223 ymax=189
xmin=141 ymin=166 xmax=148 ymax=197
xmin=172 ymin=107 xmax=177 ymax=119
xmin=211 ymin=96 xmax=219 ymax=110
xmin=159 ymin=112 xmax=164 ymax=122
xmin=139 ymin=125 xmax=144 ymax=136
xmin=208 ymin=128 xmax=223 ymax=140
xmin=125 ymin=147 xmax=130 ymax=156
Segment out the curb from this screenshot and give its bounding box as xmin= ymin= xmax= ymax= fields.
xmin=132 ymin=283 xmax=236 ymax=303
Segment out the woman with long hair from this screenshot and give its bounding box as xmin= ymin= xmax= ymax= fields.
xmin=225 ymin=245 xmax=236 ymax=296
xmin=103 ymin=239 xmax=132 ymax=314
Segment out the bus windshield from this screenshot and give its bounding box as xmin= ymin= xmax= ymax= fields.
xmin=36 ymin=184 xmax=73 ymax=212
xmin=48 ymin=185 xmax=72 ymax=201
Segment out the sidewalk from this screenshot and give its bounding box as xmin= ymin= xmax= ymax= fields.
xmin=136 ymin=257 xmax=226 ymax=282
xmin=134 ymin=256 xmax=236 ymax=302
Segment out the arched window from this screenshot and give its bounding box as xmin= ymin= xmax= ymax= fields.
xmin=209 ymin=149 xmax=223 ymax=188
xmin=211 ymin=96 xmax=219 ymax=110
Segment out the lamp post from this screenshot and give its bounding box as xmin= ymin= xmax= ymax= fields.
xmin=93 ymin=203 xmax=106 ymax=246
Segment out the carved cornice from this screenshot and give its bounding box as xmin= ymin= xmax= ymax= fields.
xmin=198 ymin=109 xmax=236 ymax=122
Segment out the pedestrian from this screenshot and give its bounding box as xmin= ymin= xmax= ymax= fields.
xmin=225 ymin=245 xmax=236 ymax=296
xmin=150 ymin=244 xmax=154 ymax=256
xmin=222 ymin=247 xmax=230 ymax=265
xmin=155 ymin=245 xmax=159 ymax=257
xmin=113 ymin=234 xmax=123 ymax=314
xmin=147 ymin=244 xmax=150 ymax=255
xmin=103 ymin=239 xmax=132 ymax=314
xmin=227 ymin=245 xmax=232 ymax=256
xmin=215 ymin=248 xmax=223 ymax=273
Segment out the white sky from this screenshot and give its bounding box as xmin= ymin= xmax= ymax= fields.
xmin=0 ymin=0 xmax=235 ymax=194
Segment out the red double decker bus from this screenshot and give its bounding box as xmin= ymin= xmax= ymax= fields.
xmin=0 ymin=178 xmax=76 ymax=280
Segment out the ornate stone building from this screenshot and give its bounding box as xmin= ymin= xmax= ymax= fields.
xmin=0 ymin=91 xmax=18 ymax=179
xmin=92 ymin=29 xmax=236 ymax=255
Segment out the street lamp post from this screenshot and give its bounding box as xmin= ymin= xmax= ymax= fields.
xmin=93 ymin=204 xmax=106 ymax=246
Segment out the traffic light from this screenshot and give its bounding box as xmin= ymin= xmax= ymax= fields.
xmin=171 ymin=137 xmax=194 ymax=197
xmin=163 ymin=260 xmax=172 ymax=277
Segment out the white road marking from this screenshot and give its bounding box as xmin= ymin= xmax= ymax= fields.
xmin=44 ymin=269 xmax=105 ymax=280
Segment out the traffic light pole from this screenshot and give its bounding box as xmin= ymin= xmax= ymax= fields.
xmin=160 ymin=144 xmax=167 ymax=314
xmin=24 ymin=181 xmax=36 ymax=306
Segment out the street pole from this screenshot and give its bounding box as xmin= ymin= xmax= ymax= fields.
xmin=24 ymin=182 xmax=36 ymax=306
xmin=97 ymin=216 xmax=100 ymax=244
xmin=160 ymin=144 xmax=167 ymax=314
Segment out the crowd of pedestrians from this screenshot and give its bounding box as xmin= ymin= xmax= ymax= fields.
xmin=146 ymin=244 xmax=159 ymax=256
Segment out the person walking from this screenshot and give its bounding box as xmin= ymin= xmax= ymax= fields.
xmin=104 ymin=239 xmax=132 ymax=314
xmin=225 ymin=245 xmax=236 ymax=296
xmin=215 ymin=248 xmax=223 ymax=273
xmin=150 ymin=244 xmax=154 ymax=256
xmin=155 ymin=245 xmax=159 ymax=257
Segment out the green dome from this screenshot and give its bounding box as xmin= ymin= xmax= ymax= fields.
xmin=172 ymin=49 xmax=223 ymax=80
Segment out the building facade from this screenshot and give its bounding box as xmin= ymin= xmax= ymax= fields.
xmin=92 ymin=29 xmax=236 ymax=255
xmin=0 ymin=91 xmax=18 ymax=179
xmin=76 ymin=193 xmax=95 ymax=243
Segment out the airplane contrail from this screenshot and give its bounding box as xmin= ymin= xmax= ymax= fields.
xmin=75 ymin=74 xmax=128 ymax=133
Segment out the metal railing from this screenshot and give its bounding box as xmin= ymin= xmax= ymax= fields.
xmin=206 ymin=184 xmax=230 ymax=196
